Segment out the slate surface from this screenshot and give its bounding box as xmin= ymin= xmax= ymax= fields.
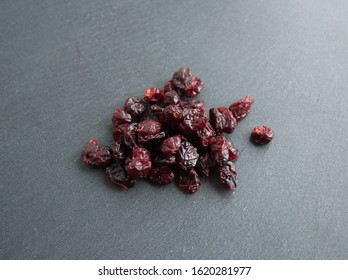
xmin=1 ymin=0 xmax=347 ymax=259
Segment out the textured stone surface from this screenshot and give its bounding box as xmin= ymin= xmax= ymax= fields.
xmin=0 ymin=0 xmax=347 ymax=259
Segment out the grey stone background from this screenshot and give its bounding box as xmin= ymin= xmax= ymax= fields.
xmin=0 ymin=0 xmax=347 ymax=259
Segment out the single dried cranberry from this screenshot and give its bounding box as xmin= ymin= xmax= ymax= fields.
xmin=210 ymin=107 xmax=237 ymax=134
xmin=218 ymin=161 xmax=237 ymax=190
xmin=148 ymin=166 xmax=175 ymax=185
xmin=163 ymin=105 xmax=182 ymax=124
xmin=153 ymin=155 xmax=176 ymax=166
xmin=160 ymin=136 xmax=181 ymax=156
xmin=110 ymin=141 xmax=126 ymax=162
xmin=124 ymin=97 xmax=147 ymax=117
xmin=112 ymin=123 xmax=129 ymax=143
xmin=229 ymin=96 xmax=254 ymax=122
xmin=184 ymin=76 xmax=204 ymax=97
xmin=127 ymin=146 xmax=152 ymax=178
xmin=178 ymin=168 xmax=201 ymax=194
xmin=124 ymin=123 xmax=138 ymax=148
xmin=82 ymin=139 xmax=113 ymax=167
xmin=172 ymin=67 xmax=192 ymax=89
xmin=195 ymin=152 xmax=210 ymax=177
xmin=209 ymin=136 xmax=239 ymax=166
xmin=163 ymin=90 xmax=180 ymax=105
xmin=177 ymin=140 xmax=199 ymax=170
xmin=196 ymin=122 xmax=216 ymax=150
xmin=106 ymin=163 xmax=136 ymax=190
xmin=179 ymin=100 xmax=205 ymax=109
xmin=179 ymin=108 xmax=208 ymax=134
xmin=112 ymin=109 xmax=132 ymax=127
xmin=251 ymin=126 xmax=274 ymax=145
xmin=137 ymin=120 xmax=165 ymax=143
xmin=144 ymin=88 xmax=164 ymax=103
xmin=164 ymin=80 xmax=184 ymax=96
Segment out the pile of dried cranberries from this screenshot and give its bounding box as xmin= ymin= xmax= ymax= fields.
xmin=82 ymin=67 xmax=273 ymax=194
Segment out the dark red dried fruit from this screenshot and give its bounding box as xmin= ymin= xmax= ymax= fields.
xmin=178 ymin=168 xmax=201 ymax=194
xmin=209 ymin=135 xmax=239 ymax=166
xmin=179 ymin=108 xmax=208 ymax=134
xmin=179 ymin=100 xmax=205 ymax=109
xmin=160 ymin=136 xmax=181 ymax=156
xmin=137 ymin=120 xmax=165 ymax=143
xmin=112 ymin=123 xmax=129 ymax=143
xmin=196 ymin=122 xmax=216 ymax=150
xmin=148 ymin=166 xmax=175 ymax=185
xmin=177 ymin=140 xmax=199 ymax=170
xmin=164 ymin=80 xmax=184 ymax=96
xmin=229 ymin=96 xmax=254 ymax=122
xmin=195 ymin=152 xmax=210 ymax=177
xmin=124 ymin=123 xmax=138 ymax=148
xmin=172 ymin=67 xmax=204 ymax=97
xmin=153 ymin=155 xmax=176 ymax=166
xmin=209 ymin=107 xmax=237 ymax=134
xmin=124 ymin=97 xmax=147 ymax=117
xmin=163 ymin=105 xmax=182 ymax=123
xmin=144 ymin=88 xmax=164 ymax=103
xmin=110 ymin=141 xmax=126 ymax=162
xmin=184 ymin=76 xmax=204 ymax=97
xmin=112 ymin=109 xmax=132 ymax=127
xmin=82 ymin=139 xmax=113 ymax=167
xmin=106 ymin=163 xmax=136 ymax=190
xmin=218 ymin=161 xmax=237 ymax=190
xmin=163 ymin=90 xmax=180 ymax=105
xmin=251 ymin=125 xmax=274 ymax=145
xmin=127 ymin=146 xmax=152 ymax=178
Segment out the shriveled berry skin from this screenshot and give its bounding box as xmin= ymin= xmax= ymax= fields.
xmin=82 ymin=139 xmax=113 ymax=167
xmin=124 ymin=97 xmax=147 ymax=117
xmin=148 ymin=166 xmax=175 ymax=185
xmin=137 ymin=120 xmax=165 ymax=143
xmin=172 ymin=67 xmax=204 ymax=97
xmin=229 ymin=96 xmax=254 ymax=122
xmin=179 ymin=108 xmax=208 ymax=134
xmin=251 ymin=126 xmax=274 ymax=145
xmin=218 ymin=161 xmax=237 ymax=190
xmin=164 ymin=79 xmax=184 ymax=96
xmin=160 ymin=136 xmax=181 ymax=156
xmin=184 ymin=76 xmax=204 ymax=97
xmin=144 ymin=88 xmax=164 ymax=103
xmin=196 ymin=122 xmax=216 ymax=150
xmin=106 ymin=163 xmax=136 ymax=190
xmin=124 ymin=123 xmax=138 ymax=148
xmin=112 ymin=123 xmax=129 ymax=143
xmin=163 ymin=90 xmax=180 ymax=105
xmin=209 ymin=136 xmax=239 ymax=166
xmin=127 ymin=147 xmax=152 ymax=178
xmin=112 ymin=109 xmax=132 ymax=127
xmin=179 ymin=100 xmax=205 ymax=109
xmin=110 ymin=141 xmax=126 ymax=162
xmin=163 ymin=105 xmax=182 ymax=124
xmin=179 ymin=168 xmax=201 ymax=194
xmin=210 ymin=107 xmax=237 ymax=134
xmin=195 ymin=152 xmax=210 ymax=177
xmin=177 ymin=140 xmax=199 ymax=170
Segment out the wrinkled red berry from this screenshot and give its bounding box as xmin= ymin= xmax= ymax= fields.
xmin=110 ymin=141 xmax=126 ymax=162
xmin=195 ymin=152 xmax=210 ymax=177
xmin=164 ymin=80 xmax=184 ymax=96
xmin=209 ymin=136 xmax=239 ymax=166
xmin=160 ymin=136 xmax=181 ymax=156
xmin=210 ymin=107 xmax=236 ymax=134
xmin=106 ymin=163 xmax=136 ymax=190
xmin=184 ymin=76 xmax=204 ymax=97
xmin=172 ymin=67 xmax=204 ymax=97
xmin=229 ymin=96 xmax=254 ymax=122
xmin=218 ymin=161 xmax=237 ymax=190
xmin=112 ymin=123 xmax=129 ymax=143
xmin=137 ymin=120 xmax=165 ymax=143
xmin=179 ymin=108 xmax=208 ymax=134
xmin=112 ymin=109 xmax=132 ymax=127
xmin=82 ymin=139 xmax=113 ymax=167
xmin=144 ymin=88 xmax=164 ymax=103
xmin=124 ymin=123 xmax=138 ymax=148
xmin=179 ymin=168 xmax=201 ymax=194
xmin=251 ymin=126 xmax=274 ymax=145
xmin=163 ymin=90 xmax=180 ymax=105
xmin=124 ymin=97 xmax=147 ymax=117
xmin=196 ymin=122 xmax=216 ymax=150
xmin=127 ymin=147 xmax=152 ymax=178
xmin=148 ymin=166 xmax=175 ymax=185
xmin=177 ymin=140 xmax=199 ymax=170
xmin=153 ymin=155 xmax=176 ymax=166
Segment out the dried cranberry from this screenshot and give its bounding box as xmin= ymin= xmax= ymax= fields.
xmin=160 ymin=136 xmax=181 ymax=156
xmin=184 ymin=76 xmax=204 ymax=97
xmin=144 ymin=88 xmax=164 ymax=103
xmin=148 ymin=166 xmax=175 ymax=185
xmin=82 ymin=139 xmax=113 ymax=167
xmin=195 ymin=152 xmax=210 ymax=177
xmin=251 ymin=126 xmax=274 ymax=145
xmin=209 ymin=136 xmax=239 ymax=166
xmin=124 ymin=123 xmax=138 ymax=148
xmin=179 ymin=100 xmax=205 ymax=109
xmin=112 ymin=109 xmax=132 ymax=127
xmin=229 ymin=96 xmax=254 ymax=122
xmin=106 ymin=163 xmax=136 ymax=190
xmin=164 ymin=80 xmax=184 ymax=96
xmin=196 ymin=122 xmax=216 ymax=150
xmin=178 ymin=168 xmax=201 ymax=194
xmin=172 ymin=68 xmax=204 ymax=97
xmin=210 ymin=107 xmax=236 ymax=134
xmin=137 ymin=120 xmax=165 ymax=143
xmin=127 ymin=146 xmax=152 ymax=178
xmin=124 ymin=97 xmax=147 ymax=117
xmin=163 ymin=105 xmax=182 ymax=124
xmin=179 ymin=108 xmax=208 ymax=134
xmin=218 ymin=161 xmax=237 ymax=190
xmin=163 ymin=90 xmax=180 ymax=105
xmin=177 ymin=140 xmax=199 ymax=170
xmin=110 ymin=141 xmax=126 ymax=162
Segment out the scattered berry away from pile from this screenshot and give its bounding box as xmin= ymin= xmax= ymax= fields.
xmin=82 ymin=67 xmax=273 ymax=194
